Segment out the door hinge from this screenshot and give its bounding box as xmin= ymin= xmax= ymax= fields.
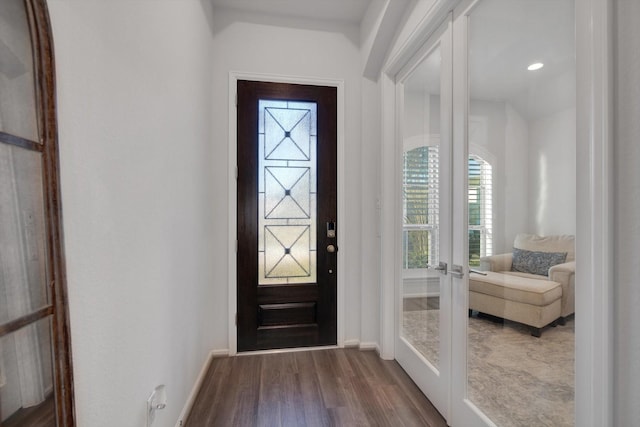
xmin=235 ymin=93 xmax=238 ymax=107
xmin=235 ymin=240 xmax=238 ymax=253
xmin=235 ymin=313 xmax=238 ymax=326
xmin=235 ymin=166 xmax=238 ymax=181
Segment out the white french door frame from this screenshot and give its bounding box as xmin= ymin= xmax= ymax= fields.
xmin=394 ymin=16 xmax=454 ymax=420
xmin=379 ymin=0 xmax=614 ymax=425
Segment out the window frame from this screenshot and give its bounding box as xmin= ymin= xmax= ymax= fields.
xmin=402 ymin=144 xmax=440 ymax=277
xmin=467 ymin=153 xmax=492 ymax=266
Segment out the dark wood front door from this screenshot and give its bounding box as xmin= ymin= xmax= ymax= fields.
xmin=237 ymin=80 xmax=337 ymax=352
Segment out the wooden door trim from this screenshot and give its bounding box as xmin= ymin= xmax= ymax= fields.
xmin=228 ymin=72 xmax=345 ymax=355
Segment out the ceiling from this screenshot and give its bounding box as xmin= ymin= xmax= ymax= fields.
xmin=405 ymin=0 xmax=575 ymax=120
xmin=212 ymin=0 xmax=575 ymax=120
xmin=211 ymin=0 xmax=373 ymax=25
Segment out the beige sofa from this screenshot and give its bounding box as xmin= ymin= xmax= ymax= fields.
xmin=470 ymin=234 xmax=575 ymax=337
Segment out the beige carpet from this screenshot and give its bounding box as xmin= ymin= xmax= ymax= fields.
xmin=402 ymin=309 xmax=574 ymax=427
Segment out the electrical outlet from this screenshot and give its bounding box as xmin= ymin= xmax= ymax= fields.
xmin=146 ymin=385 xmax=167 ymax=427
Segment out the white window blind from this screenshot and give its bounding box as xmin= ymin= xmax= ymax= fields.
xmin=403 ymin=146 xmax=439 ymax=269
xmin=403 ymin=149 xmax=493 ymax=269
xmin=468 ymin=155 xmax=493 ymax=266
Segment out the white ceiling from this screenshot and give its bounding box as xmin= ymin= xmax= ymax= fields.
xmin=212 ymin=0 xmax=575 ymax=120
xmin=405 ymin=0 xmax=575 ymax=120
xmin=469 ymin=0 xmax=575 ymax=119
xmin=211 ymin=0 xmax=373 ymax=25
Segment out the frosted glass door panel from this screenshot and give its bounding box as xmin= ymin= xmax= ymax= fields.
xmin=0 ymin=0 xmax=39 ymax=142
xmin=0 ymin=144 xmax=49 ymax=325
xmin=258 ymin=100 xmax=317 ymax=285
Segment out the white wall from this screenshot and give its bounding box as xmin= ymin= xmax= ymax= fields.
xmin=360 ymin=77 xmax=382 ymax=346
xmin=469 ymin=100 xmax=529 ymax=254
xmin=469 ymin=100 xmax=576 ymax=253
xmin=528 ymin=108 xmax=576 ymax=236
xmin=403 ymin=90 xmax=435 ymax=147
xmin=613 ymin=0 xmax=640 ymax=425
xmin=48 ymin=1 xmax=215 ymax=426
xmin=503 ymin=102 xmax=530 ymax=249
xmin=210 ymin=9 xmax=364 ymax=347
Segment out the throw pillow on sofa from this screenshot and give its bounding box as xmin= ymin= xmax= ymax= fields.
xmin=511 ymin=248 xmax=567 ymax=276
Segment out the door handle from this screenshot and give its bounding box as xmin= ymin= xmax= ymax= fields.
xmin=470 ymin=269 xmax=487 ymax=276
xmin=433 ymin=262 xmax=447 ymax=275
xmin=450 ymin=264 xmax=465 ymax=279
xmin=327 ymin=244 xmax=337 ymax=253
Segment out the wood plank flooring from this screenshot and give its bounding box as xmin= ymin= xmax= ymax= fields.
xmin=185 ymin=348 xmax=447 ymax=427
xmin=1 ymin=394 xmax=55 ymax=427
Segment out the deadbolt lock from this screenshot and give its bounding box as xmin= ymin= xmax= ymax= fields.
xmin=327 ymin=221 xmax=336 ymax=238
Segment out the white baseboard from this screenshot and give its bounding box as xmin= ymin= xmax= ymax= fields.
xmin=358 ymin=341 xmax=380 ymax=353
xmin=343 ymin=340 xmax=380 ymax=354
xmin=210 ymin=349 xmax=230 ymax=358
xmin=175 ymin=350 xmax=221 ymax=427
xmin=343 ymin=339 xmax=360 ymax=348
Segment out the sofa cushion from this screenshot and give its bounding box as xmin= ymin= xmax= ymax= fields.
xmin=502 ymin=271 xmax=548 ymax=281
xmin=511 ymin=248 xmax=567 ymax=276
xmin=469 ymin=271 xmax=562 ymax=306
xmin=514 ymin=233 xmax=575 ymax=262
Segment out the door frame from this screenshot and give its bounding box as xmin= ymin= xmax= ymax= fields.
xmin=227 ymin=72 xmax=346 ymax=355
xmin=380 ymin=0 xmax=614 ymax=425
xmin=393 ymin=15 xmax=454 ymax=420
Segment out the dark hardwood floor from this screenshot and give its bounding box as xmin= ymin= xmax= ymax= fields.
xmin=2 ymin=394 xmax=55 ymax=427
xmin=185 ymin=348 xmax=447 ymax=427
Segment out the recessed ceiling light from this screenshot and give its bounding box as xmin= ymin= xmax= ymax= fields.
xmin=527 ymin=62 xmax=544 ymax=71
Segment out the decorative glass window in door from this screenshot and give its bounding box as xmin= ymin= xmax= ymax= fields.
xmin=258 ymin=100 xmax=317 ymax=285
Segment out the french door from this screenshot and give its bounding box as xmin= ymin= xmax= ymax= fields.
xmin=395 ymin=17 xmax=453 ymax=419
xmin=236 ymin=81 xmax=338 ymax=352
xmin=396 ymin=1 xmax=576 ymax=426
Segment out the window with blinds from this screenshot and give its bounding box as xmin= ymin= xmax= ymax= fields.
xmin=402 ymin=146 xmax=439 ymax=269
xmin=402 ymin=148 xmax=493 ymax=270
xmin=468 ymin=155 xmax=493 ymax=266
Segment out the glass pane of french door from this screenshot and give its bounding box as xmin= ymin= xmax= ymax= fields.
xmin=401 ymin=44 xmax=443 ymax=369
xmin=464 ymin=0 xmax=576 ymax=426
xmin=396 ymin=17 xmax=452 ymax=417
